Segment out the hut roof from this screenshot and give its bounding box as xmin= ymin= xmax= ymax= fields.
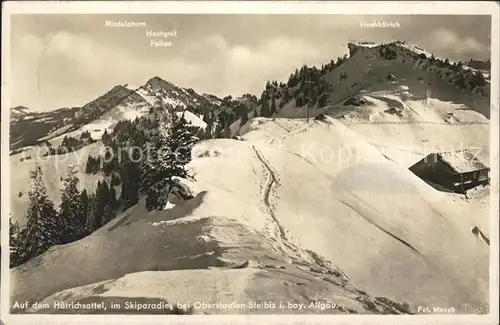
xmin=436 ymin=149 xmax=489 ymax=174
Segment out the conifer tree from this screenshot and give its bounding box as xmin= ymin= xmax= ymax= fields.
xmin=282 ymin=89 xmax=290 ymax=105
xmin=240 ymin=112 xmax=249 ymax=127
xmin=100 ymin=180 xmax=113 ymax=223
xmin=270 ymin=96 xmax=277 ymax=116
xmin=24 ymin=163 xmax=60 ymax=259
xmin=202 ymin=111 xmax=214 ymax=139
xmin=120 ymin=154 xmax=140 ymax=211
xmin=101 ymin=129 xmax=112 ymax=146
xmin=93 ymin=181 xmax=106 ymax=229
xmin=260 ymin=92 xmax=270 ymax=117
xmin=9 ymin=218 xmax=26 ymax=267
xmin=167 ymin=112 xmax=199 ymax=179
xmin=296 ymin=93 xmax=305 ymax=107
xmin=58 ymin=164 xmax=86 ymax=243
xmin=223 ymin=112 xmax=231 ymax=138
xmin=111 ymin=173 xmax=121 ymax=186
xmin=85 ymin=156 xmax=93 ymax=174
xmin=213 ymin=117 xmax=223 ymax=138
xmin=145 ymin=187 xmax=160 ymax=212
xmin=85 ymin=193 xmax=97 ymax=234
xmin=109 ymin=186 xmax=118 ymax=210
xmin=141 ymin=106 xmax=198 ymax=210
xmin=141 ymin=110 xmax=167 ymax=193
xmin=80 ymin=189 xmax=89 ymax=228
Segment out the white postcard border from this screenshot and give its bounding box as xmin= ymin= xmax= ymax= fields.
xmin=1 ymin=1 xmax=498 ymax=325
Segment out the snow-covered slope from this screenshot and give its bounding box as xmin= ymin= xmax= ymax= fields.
xmin=11 ymin=112 xmax=490 ymax=314
xmin=10 ymin=141 xmax=405 ymax=315
xmin=47 ymin=97 xmax=151 ymax=146
xmin=12 ymin=137 xmax=416 ymax=315
xmin=347 ymin=41 xmax=490 ymax=99
xmin=177 ymin=110 xmax=207 ymax=129
xmin=34 ymin=86 xmax=145 ymax=143
xmin=261 ymin=40 xmax=489 ymax=133
xmin=241 ymin=117 xmax=488 ymax=307
xmin=11 ymin=77 xmax=219 ymax=151
xmin=10 ymin=107 xmax=81 ymax=151
xmin=10 ymin=106 xmax=33 ymax=121
xmin=10 ymin=143 xmax=105 ymax=225
xmin=9 ymin=42 xmax=491 ymax=315
xmin=139 ymin=76 xmax=217 ymax=109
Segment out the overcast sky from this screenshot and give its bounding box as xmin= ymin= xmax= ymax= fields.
xmin=10 ymin=14 xmax=491 ymax=111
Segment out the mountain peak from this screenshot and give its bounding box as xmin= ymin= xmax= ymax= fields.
xmin=11 ymin=106 xmax=30 ymax=113
xmin=10 ymin=106 xmax=32 ymax=120
xmin=145 ymin=76 xmax=175 ymax=90
xmin=82 ymin=84 xmax=133 ymax=110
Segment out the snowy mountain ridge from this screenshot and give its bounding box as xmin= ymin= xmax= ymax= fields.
xmin=9 ymin=76 xmax=220 ymax=151
xmin=10 ymin=106 xmax=33 ymax=121
xmin=348 ymin=41 xmax=490 ymax=97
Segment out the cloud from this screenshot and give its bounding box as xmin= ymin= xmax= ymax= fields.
xmin=426 ymin=28 xmax=489 ymax=59
xmin=12 ymin=31 xmax=204 ymax=110
xmin=17 ymin=30 xmax=333 ymax=109
xmin=221 ymin=37 xmax=326 ymax=94
xmin=9 ymin=15 xmax=491 ymax=111
xmin=178 ymin=34 xmax=330 ymax=96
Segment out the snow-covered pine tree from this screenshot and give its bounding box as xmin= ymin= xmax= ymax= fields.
xmin=156 ymin=111 xmax=198 ymax=208
xmin=142 ymin=104 xmax=198 ymax=210
xmin=167 ymin=111 xmax=199 ymax=179
xmin=141 ymin=103 xmax=172 ymax=184
xmin=58 ymin=164 xmax=86 ymax=243
xmin=24 ymin=163 xmax=60 ymax=259
xmin=140 ymin=102 xmax=172 ymax=192
xmin=9 ymin=218 xmax=27 ymax=267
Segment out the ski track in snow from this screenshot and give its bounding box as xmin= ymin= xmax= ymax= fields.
xmin=282 ymin=121 xmax=315 ymax=140
xmin=272 ymin=120 xmax=291 ymax=132
xmin=252 ymin=145 xmax=288 ymax=242
xmin=250 ymin=143 xmax=351 ymax=285
xmin=249 ymin=120 xmax=351 ymax=277
xmin=269 ymin=119 xmax=314 ymax=145
xmin=256 ymin=119 xmax=317 ymax=247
